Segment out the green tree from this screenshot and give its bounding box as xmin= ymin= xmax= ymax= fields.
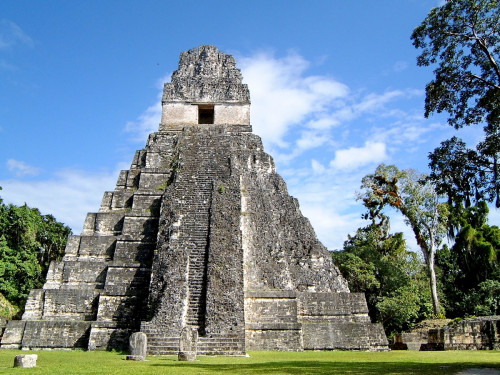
xmin=0 ymin=187 xmax=71 ymax=309
xmin=359 ymin=164 xmax=448 ymax=316
xmin=412 ymin=0 xmax=500 ymax=206
xmin=332 ymin=221 xmax=432 ymax=335
xmin=411 ymin=0 xmax=500 ymax=130
xmin=436 ymin=202 xmax=500 ymax=317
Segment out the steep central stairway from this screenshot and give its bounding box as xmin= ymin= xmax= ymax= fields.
xmin=143 ymin=129 xmax=246 ymax=355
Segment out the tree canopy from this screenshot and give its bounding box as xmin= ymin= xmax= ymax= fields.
xmin=0 ymin=187 xmax=71 ymax=312
xmin=411 ymin=0 xmax=500 ymax=130
xmin=436 ymin=202 xmax=500 ymax=317
xmin=359 ymin=164 xmax=447 ymax=316
xmin=413 ymin=0 xmax=500 ymax=207
xmin=332 ymin=222 xmax=432 ymax=336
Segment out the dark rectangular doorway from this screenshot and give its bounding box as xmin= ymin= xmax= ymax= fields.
xmin=198 ymin=105 xmax=214 ymax=124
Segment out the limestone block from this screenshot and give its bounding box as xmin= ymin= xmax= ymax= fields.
xmin=214 ymin=104 xmax=250 ymax=125
xmin=94 ymin=212 xmax=125 ymax=235
xmin=99 ymin=192 xmax=114 ymax=212
xmin=113 ymin=240 xmax=155 ymax=266
xmin=77 ymin=236 xmax=116 ymax=259
xmin=245 ymin=295 xmax=298 ymax=324
xmin=0 ymin=321 xmax=26 ymax=349
xmin=131 ymin=194 xmax=162 ymax=215
xmin=127 ymin=332 xmax=147 ymax=360
xmin=21 ymin=321 xmax=91 ymax=349
xmin=110 ymin=191 xmax=133 ymax=210
xmin=116 ymin=170 xmax=129 ymax=189
xmin=103 ymin=267 xmax=151 ymax=296
xmin=178 ymin=327 xmax=198 ymax=361
xmin=82 ymin=213 xmax=97 ymax=235
xmin=22 ymin=289 xmax=44 ymax=319
xmin=43 ymin=261 xmax=65 ymax=288
xmin=245 ymin=329 xmax=302 ymax=351
xmin=138 ymin=171 xmax=170 ymax=190
xmin=59 ymin=261 xmax=107 ymax=287
xmin=144 ymin=152 xmax=170 ymax=169
xmin=64 ymin=235 xmax=82 ymax=257
xmin=121 ymin=216 xmax=158 ymax=239
xmin=14 ymin=354 xmax=37 ymax=368
xmin=126 ymin=169 xmax=141 ymax=189
xmin=146 ymin=132 xmax=177 ymax=153
xmin=88 ymin=326 xmax=131 ymax=351
xmin=298 ymin=292 xmax=369 ymax=316
xmin=161 ymin=103 xmax=198 ymax=126
xmin=42 ymin=289 xmax=98 ymax=320
xmin=131 ymin=150 xmax=147 ymax=169
xmin=95 ymin=295 xmax=143 ymax=327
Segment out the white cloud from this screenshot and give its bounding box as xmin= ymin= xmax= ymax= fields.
xmin=0 ymin=19 xmax=33 ymax=49
xmin=353 ymin=90 xmax=404 ymax=114
xmin=311 ymin=159 xmax=326 ymax=175
xmin=0 ymin=168 xmax=120 ymax=233
xmin=124 ymin=74 xmax=170 ymax=141
xmin=239 ymin=51 xmax=349 ymax=147
xmin=6 ymin=159 xmax=41 ymax=176
xmin=0 ymin=49 xmax=448 ymax=256
xmin=330 ymin=141 xmax=388 ymax=170
xmin=488 ymin=208 xmax=500 ymax=227
xmin=125 ymin=101 xmax=162 ymax=141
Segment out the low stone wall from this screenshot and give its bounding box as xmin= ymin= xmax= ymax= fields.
xmin=244 ymin=290 xmax=388 ymax=351
xmin=394 ymin=316 xmax=500 ymax=350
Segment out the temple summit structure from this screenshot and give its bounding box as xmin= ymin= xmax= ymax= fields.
xmin=0 ymin=46 xmax=388 ymax=355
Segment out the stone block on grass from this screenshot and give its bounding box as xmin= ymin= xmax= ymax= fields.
xmin=14 ymin=354 xmax=37 ymax=368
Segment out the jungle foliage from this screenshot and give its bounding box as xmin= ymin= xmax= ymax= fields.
xmin=332 ymin=222 xmax=433 ymax=336
xmin=0 ymin=187 xmax=71 ymax=314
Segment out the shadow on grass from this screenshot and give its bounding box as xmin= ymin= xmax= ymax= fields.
xmin=150 ymin=359 xmax=500 ymax=375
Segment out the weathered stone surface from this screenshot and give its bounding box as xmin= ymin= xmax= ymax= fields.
xmin=1 ymin=321 xmax=26 ymax=349
xmin=163 ymin=45 xmax=250 ymax=103
xmin=21 ymin=321 xmax=91 ymax=349
xmin=14 ymin=354 xmax=37 ymax=368
xmin=0 ymin=45 xmax=388 ymax=354
xmin=178 ymin=326 xmax=198 ymax=361
xmin=128 ymin=332 xmax=147 ymax=360
xmin=395 ymin=316 xmax=500 ymax=351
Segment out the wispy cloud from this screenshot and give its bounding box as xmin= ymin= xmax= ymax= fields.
xmin=7 ymin=159 xmax=41 ymax=176
xmin=239 ymin=51 xmax=349 ymax=148
xmin=0 ymin=168 xmax=120 ymax=232
xmin=330 ymin=142 xmax=388 ymax=170
xmin=0 ymin=50 xmax=441 ymax=252
xmin=124 ymin=74 xmax=170 ymax=141
xmin=0 ymin=19 xmax=33 ymax=49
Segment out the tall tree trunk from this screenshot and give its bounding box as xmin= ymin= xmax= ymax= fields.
xmin=425 ymin=245 xmax=441 ymax=316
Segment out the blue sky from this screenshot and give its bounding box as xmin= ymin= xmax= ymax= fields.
xmin=0 ymin=0 xmax=496 ymax=250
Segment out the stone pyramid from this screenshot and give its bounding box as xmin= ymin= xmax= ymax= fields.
xmin=0 ymin=46 xmax=388 ymax=354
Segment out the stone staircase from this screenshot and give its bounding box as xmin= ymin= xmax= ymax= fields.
xmin=139 ymin=129 xmax=246 ymax=355
xmin=197 ymin=336 xmax=245 ymax=355
xmin=0 ymin=132 xmax=178 ymax=351
xmin=140 ymin=326 xmax=179 ymax=355
xmin=182 ymin=175 xmax=212 ymax=329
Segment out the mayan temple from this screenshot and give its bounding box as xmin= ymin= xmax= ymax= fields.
xmin=1 ymin=45 xmax=388 ymax=355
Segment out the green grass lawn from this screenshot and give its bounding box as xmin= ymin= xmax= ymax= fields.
xmin=0 ymin=350 xmax=499 ymax=374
